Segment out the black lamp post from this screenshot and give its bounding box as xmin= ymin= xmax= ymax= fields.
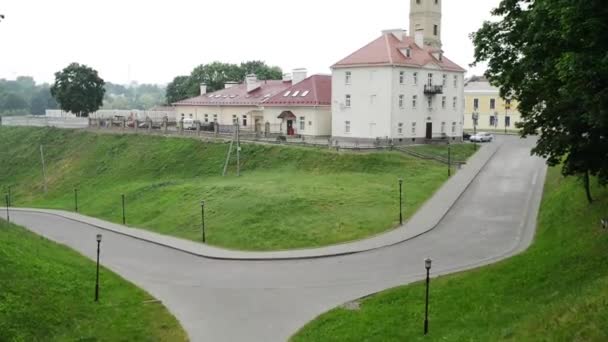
xmin=424 ymin=257 xmax=432 ymax=335
xmin=121 ymin=194 xmax=126 ymax=225
xmin=447 ymin=143 xmax=452 ymax=177
xmin=5 ymin=194 xmax=9 ymax=223
xmin=398 ymin=178 xmax=404 ymax=225
xmin=74 ymin=188 xmax=78 ymax=212
xmin=201 ymin=200 xmax=206 ymax=243
xmin=95 ymin=234 xmax=102 ymax=302
xmin=7 ymin=185 xmax=11 ymax=207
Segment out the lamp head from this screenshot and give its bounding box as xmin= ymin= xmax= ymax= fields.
xmin=201 ymin=200 xmax=205 ymax=207
xmin=399 ymin=178 xmax=403 ymax=184
xmin=425 ymin=257 xmax=432 ymax=270
xmin=96 ymin=234 xmax=102 ymax=242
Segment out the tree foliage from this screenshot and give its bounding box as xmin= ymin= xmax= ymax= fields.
xmin=472 ymin=0 xmax=608 ymax=202
xmin=0 ymin=77 xmax=58 ymax=115
xmin=102 ymin=82 xmax=166 ymax=110
xmin=166 ymin=60 xmax=283 ymax=104
xmin=51 ymin=63 xmax=105 ymax=117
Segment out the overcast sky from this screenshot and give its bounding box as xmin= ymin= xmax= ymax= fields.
xmin=0 ymin=0 xmax=500 ymax=85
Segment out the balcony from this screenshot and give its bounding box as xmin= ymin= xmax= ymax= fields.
xmin=424 ymin=84 xmax=444 ymax=95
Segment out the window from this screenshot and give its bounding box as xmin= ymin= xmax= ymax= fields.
xmin=441 ymin=122 xmax=446 ymax=133
xmin=242 ymin=115 xmax=247 ymax=127
xmin=442 ymin=74 xmax=447 ymax=86
xmin=505 ymin=116 xmax=511 ymax=127
xmin=292 ymin=91 xmax=300 ymax=97
xmin=490 ymin=116 xmax=496 ymax=126
xmin=505 ymin=99 xmax=512 ymax=110
xmin=452 ymin=122 xmax=456 ymax=133
xmin=204 ymin=114 xmax=209 ymax=123
xmin=398 ymin=123 xmax=404 ymax=135
xmin=412 ymin=122 xmax=417 ymax=134
xmin=427 ymin=73 xmax=433 ymax=86
xmin=345 ymin=121 xmax=351 ymax=134
xmin=434 ymin=25 xmax=438 ymax=36
xmin=399 ymin=71 xmax=405 ymax=84
xmin=213 ymin=114 xmax=218 ymax=122
xmin=300 ymin=116 xmax=305 ymax=131
xmin=406 ymin=49 xmax=411 ymax=57
xmin=301 ymin=90 xmax=310 ymax=97
xmin=490 ymin=98 xmax=496 ymax=110
xmin=428 ymin=97 xmax=433 ymax=109
xmin=232 ymin=115 xmax=238 ymax=124
xmin=412 ymin=95 xmax=417 ymax=108
xmin=473 ymin=98 xmax=479 ymax=110
xmin=442 ymin=96 xmax=447 ymax=109
xmin=345 ymin=71 xmax=352 ymax=85
xmin=345 ymin=95 xmax=351 ymax=108
xmin=399 ymin=95 xmax=405 ymax=108
xmin=370 ymin=94 xmax=377 ymax=105
xmin=283 ymin=91 xmax=291 ymax=97
xmin=416 ymin=0 xmax=420 ymax=4
xmin=453 ymin=97 xmax=457 ymax=109
xmin=413 ymin=72 xmax=418 ymax=85
xmin=453 ymin=75 xmax=458 ymax=88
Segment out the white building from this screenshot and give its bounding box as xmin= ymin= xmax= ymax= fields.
xmin=331 ymin=0 xmax=466 ymax=144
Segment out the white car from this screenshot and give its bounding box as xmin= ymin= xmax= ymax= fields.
xmin=470 ymin=132 xmax=494 ymax=142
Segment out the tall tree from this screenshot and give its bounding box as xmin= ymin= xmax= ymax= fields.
xmin=50 ymin=63 xmax=105 ymax=117
xmin=165 ymin=76 xmax=191 ymax=104
xmin=472 ymin=0 xmax=608 ymax=203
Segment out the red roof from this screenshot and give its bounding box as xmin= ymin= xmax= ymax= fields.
xmin=173 ymin=80 xmax=292 ymax=107
xmin=332 ymin=33 xmax=466 ymax=72
xmin=264 ymin=75 xmax=331 ymax=107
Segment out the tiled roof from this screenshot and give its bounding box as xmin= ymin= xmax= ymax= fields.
xmin=264 ymin=75 xmax=331 ymax=107
xmin=173 ymin=80 xmax=292 ymax=107
xmin=332 ymin=33 xmax=466 ymax=72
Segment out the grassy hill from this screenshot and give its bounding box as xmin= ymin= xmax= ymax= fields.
xmin=0 ymin=127 xmax=473 ymax=251
xmin=0 ymin=219 xmax=187 ymax=341
xmin=292 ymin=167 xmax=608 ymax=341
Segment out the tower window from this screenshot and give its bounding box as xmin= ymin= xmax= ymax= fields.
xmin=416 ymin=0 xmax=421 ymax=4
xmin=434 ymin=25 xmax=438 ymax=36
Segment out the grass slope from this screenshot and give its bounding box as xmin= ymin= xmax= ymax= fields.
xmin=409 ymin=143 xmax=479 ymax=162
xmin=292 ymin=167 xmax=608 ymax=341
xmin=0 ymin=219 xmax=187 ymax=341
xmin=0 ymin=127 xmax=475 ymax=251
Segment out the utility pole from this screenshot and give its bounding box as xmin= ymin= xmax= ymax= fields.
xmin=40 ymin=145 xmax=48 ymax=194
xmin=236 ymin=119 xmax=241 ymax=177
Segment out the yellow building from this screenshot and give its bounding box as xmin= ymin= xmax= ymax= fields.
xmin=463 ymin=76 xmax=521 ymax=132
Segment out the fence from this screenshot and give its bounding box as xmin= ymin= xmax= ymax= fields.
xmin=0 ymin=115 xmax=89 ymax=129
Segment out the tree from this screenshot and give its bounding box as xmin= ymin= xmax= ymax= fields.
xmin=471 ymin=0 xmax=608 ymax=203
xmin=51 ymin=63 xmax=105 ymax=117
xmin=166 ymin=76 xmax=191 ymax=104
xmin=30 ymin=87 xmax=58 ymax=115
xmin=188 ymin=62 xmax=243 ymax=95
xmin=240 ymin=61 xmax=283 ymax=81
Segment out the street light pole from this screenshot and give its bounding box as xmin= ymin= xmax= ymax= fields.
xmin=424 ymin=257 xmax=432 ymax=335
xmin=121 ymin=194 xmax=126 ymax=225
xmin=447 ymin=143 xmax=452 ymax=177
xmin=74 ymin=188 xmax=78 ymax=212
xmin=399 ymin=178 xmax=403 ymax=225
xmin=201 ymin=200 xmax=206 ymax=243
xmin=95 ymin=234 xmax=102 ymax=302
xmin=7 ymin=185 xmax=11 ymax=207
xmin=5 ymin=194 xmax=9 ymax=223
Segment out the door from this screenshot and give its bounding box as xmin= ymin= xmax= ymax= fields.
xmin=287 ymin=120 xmax=294 ymax=136
xmin=426 ymin=122 xmax=432 ymax=139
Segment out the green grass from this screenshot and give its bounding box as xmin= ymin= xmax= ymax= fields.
xmin=0 ymin=219 xmax=187 ymax=341
xmin=0 ymin=127 xmax=476 ymax=251
xmin=409 ymin=143 xmax=479 ymax=162
xmin=292 ymin=167 xmax=608 ymax=341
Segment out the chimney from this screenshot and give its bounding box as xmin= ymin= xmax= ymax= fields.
xmin=382 ymin=29 xmax=407 ymax=42
xmin=282 ymin=73 xmax=292 ymax=82
xmin=292 ymin=68 xmax=307 ymax=85
xmin=224 ymin=82 xmax=239 ymax=89
xmin=246 ymin=74 xmax=260 ymax=92
xmin=200 ymin=83 xmax=207 ymax=95
xmin=415 ymin=29 xmax=424 ymax=48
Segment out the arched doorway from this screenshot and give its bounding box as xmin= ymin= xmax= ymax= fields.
xmin=278 ymin=111 xmax=297 ymax=136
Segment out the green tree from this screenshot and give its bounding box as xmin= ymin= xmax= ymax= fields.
xmin=166 ymin=76 xmax=191 ymax=104
xmin=240 ymin=60 xmax=283 ymax=81
xmin=30 ymin=87 xmax=58 ymax=115
xmin=51 ymin=63 xmax=105 ymax=117
xmin=471 ymin=0 xmax=608 ymax=203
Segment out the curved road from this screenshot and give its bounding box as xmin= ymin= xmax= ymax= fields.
xmin=5 ymin=135 xmax=547 ymax=342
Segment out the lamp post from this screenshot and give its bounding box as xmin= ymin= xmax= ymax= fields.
xmin=95 ymin=234 xmax=102 ymax=302
xmin=7 ymin=185 xmax=11 ymax=207
xmin=201 ymin=200 xmax=206 ymax=243
xmin=5 ymin=194 xmax=9 ymax=223
xmin=447 ymin=143 xmax=452 ymax=177
xmin=121 ymin=194 xmax=126 ymax=225
xmin=398 ymin=178 xmax=404 ymax=225
xmin=74 ymin=188 xmax=78 ymax=212
xmin=424 ymin=257 xmax=433 ymax=335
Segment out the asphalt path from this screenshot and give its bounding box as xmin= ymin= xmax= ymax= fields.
xmin=5 ymin=135 xmax=547 ymax=342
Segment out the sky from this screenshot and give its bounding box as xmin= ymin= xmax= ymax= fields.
xmin=0 ymin=0 xmax=500 ymax=86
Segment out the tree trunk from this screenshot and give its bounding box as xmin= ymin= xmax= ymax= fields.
xmin=584 ymin=170 xmax=593 ymax=204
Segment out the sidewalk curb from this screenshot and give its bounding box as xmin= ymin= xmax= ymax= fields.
xmin=3 ymin=143 xmax=502 ymax=261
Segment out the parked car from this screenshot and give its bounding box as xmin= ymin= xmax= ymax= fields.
xmin=463 ymin=132 xmax=472 ymax=141
xmin=470 ymin=132 xmax=494 ymax=142
xmin=182 ymin=118 xmax=197 ymax=130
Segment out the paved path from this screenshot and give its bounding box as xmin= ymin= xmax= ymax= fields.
xmin=3 ymin=136 xmax=547 ymax=341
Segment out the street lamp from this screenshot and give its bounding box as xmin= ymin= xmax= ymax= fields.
xmin=472 ymin=112 xmax=478 ymax=136
xmin=398 ymin=178 xmax=404 ymax=225
xmin=121 ymin=194 xmax=126 ymax=225
xmin=74 ymin=188 xmax=78 ymax=212
xmin=4 ymin=193 xmax=9 ymax=223
xmin=201 ymin=200 xmax=206 ymax=243
xmin=95 ymin=234 xmax=102 ymax=302
xmin=447 ymin=142 xmax=452 ymax=177
xmin=424 ymin=257 xmax=432 ymax=335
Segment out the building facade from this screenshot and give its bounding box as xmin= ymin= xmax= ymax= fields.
xmin=463 ymin=77 xmax=521 ymax=132
xmin=330 ymin=0 xmax=465 ymax=144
